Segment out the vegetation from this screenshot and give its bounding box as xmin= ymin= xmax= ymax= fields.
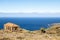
xmin=0 ymin=38 xmax=11 ymax=40
xmin=0 ymin=23 xmax=60 ymax=40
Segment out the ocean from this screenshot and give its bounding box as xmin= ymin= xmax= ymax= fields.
xmin=0 ymin=17 xmax=60 ymax=30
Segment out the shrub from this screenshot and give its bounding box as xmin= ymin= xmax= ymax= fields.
xmin=17 ymin=36 xmax=24 ymax=40
xmin=40 ymin=28 xmax=46 ymax=33
xmin=0 ymin=38 xmax=11 ymax=40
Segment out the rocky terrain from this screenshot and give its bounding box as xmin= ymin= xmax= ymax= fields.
xmin=0 ymin=23 xmax=60 ymax=40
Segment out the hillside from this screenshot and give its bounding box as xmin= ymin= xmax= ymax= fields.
xmin=0 ymin=23 xmax=60 ymax=40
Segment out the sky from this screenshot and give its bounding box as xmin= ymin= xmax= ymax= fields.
xmin=0 ymin=0 xmax=60 ymax=17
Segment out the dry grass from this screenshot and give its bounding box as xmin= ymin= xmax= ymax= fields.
xmin=0 ymin=23 xmax=60 ymax=40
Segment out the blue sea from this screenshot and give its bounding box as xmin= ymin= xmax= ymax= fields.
xmin=0 ymin=17 xmax=60 ymax=30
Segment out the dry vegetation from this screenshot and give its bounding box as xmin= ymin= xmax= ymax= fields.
xmin=0 ymin=23 xmax=60 ymax=40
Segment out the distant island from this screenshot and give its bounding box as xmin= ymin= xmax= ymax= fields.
xmin=0 ymin=22 xmax=60 ymax=40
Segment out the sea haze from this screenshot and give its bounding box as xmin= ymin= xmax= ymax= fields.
xmin=0 ymin=17 xmax=60 ymax=30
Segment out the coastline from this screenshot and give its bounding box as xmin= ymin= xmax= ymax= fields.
xmin=0 ymin=23 xmax=60 ymax=40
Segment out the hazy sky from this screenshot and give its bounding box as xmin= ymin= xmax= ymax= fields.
xmin=0 ymin=0 xmax=60 ymax=13
xmin=0 ymin=0 xmax=60 ymax=17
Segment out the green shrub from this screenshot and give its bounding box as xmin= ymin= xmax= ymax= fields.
xmin=40 ymin=28 xmax=46 ymax=33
